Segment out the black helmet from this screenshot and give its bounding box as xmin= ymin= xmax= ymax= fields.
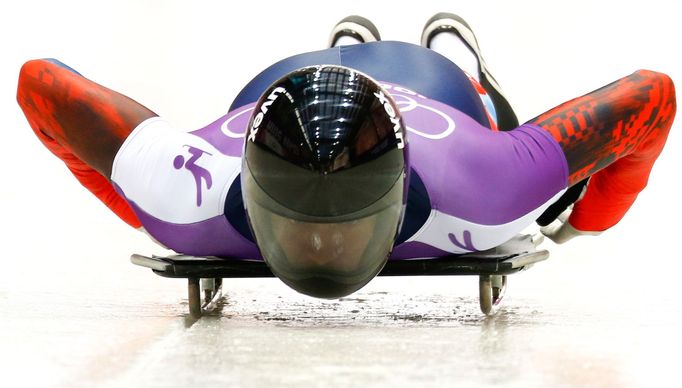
xmin=242 ymin=65 xmax=408 ymax=299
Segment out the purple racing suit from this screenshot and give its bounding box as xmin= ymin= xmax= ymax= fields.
xmin=111 ymin=42 xmax=568 ymax=260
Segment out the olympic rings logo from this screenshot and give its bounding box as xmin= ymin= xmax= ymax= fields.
xmin=221 ymin=107 xmax=253 ymax=139
xmin=389 ymin=93 xmax=456 ymax=140
xmin=220 ymin=84 xmax=456 ymax=140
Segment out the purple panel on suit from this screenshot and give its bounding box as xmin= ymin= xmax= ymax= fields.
xmin=399 ymin=93 xmax=568 ymax=225
xmin=189 ymin=103 xmax=256 ymax=157
xmin=390 ymin=241 xmax=451 ymax=260
xmin=128 ymin=200 xmax=261 ymax=260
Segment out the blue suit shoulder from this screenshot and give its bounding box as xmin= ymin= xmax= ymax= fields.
xmin=229 ymin=42 xmax=488 ymax=127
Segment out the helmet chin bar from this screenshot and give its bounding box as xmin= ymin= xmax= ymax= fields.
xmin=276 ymin=263 xmax=387 ymax=299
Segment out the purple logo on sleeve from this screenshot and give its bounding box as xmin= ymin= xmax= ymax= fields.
xmin=448 ymin=230 xmax=478 ymax=251
xmin=173 ymin=145 xmax=213 ymax=206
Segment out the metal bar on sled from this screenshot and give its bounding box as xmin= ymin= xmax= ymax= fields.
xmin=131 ymin=234 xmax=548 ymax=279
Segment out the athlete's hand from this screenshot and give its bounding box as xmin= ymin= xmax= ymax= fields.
xmin=540 ymin=207 xmax=601 ymax=244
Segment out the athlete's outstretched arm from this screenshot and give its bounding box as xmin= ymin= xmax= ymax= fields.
xmin=17 ymin=59 xmax=157 ymax=227
xmin=528 ymin=70 xmax=676 ymax=237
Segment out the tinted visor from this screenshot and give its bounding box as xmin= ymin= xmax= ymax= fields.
xmin=243 ymin=163 xmax=404 ymax=298
xmin=246 ymin=141 xmax=406 ymax=220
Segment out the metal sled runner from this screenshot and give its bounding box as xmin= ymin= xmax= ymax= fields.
xmin=131 ymin=234 xmax=548 ymax=318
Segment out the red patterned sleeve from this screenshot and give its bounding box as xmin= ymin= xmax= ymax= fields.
xmin=17 ymin=59 xmax=157 ymax=228
xmin=529 ymin=70 xmax=676 ymax=231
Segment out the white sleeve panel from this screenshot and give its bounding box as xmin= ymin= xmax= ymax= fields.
xmin=111 ymin=117 xmax=241 ymax=224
